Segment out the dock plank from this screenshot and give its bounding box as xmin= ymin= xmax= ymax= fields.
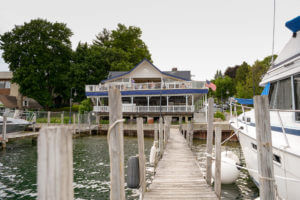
xmin=144 ymin=128 xmax=217 ymax=200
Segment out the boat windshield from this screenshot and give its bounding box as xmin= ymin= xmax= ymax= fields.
xmin=269 ymin=74 xmax=300 ymax=121
xmin=269 ymin=77 xmax=293 ymax=110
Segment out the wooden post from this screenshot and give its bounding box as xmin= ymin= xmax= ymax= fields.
xmin=189 ymin=121 xmax=194 ymax=148
xmin=2 ymin=116 xmax=7 ymax=149
xmin=214 ymin=127 xmax=221 ymax=199
xmin=73 ymin=113 xmax=76 ymax=134
xmin=33 ymin=113 xmax=37 ymax=132
xmin=108 ymin=87 xmax=125 ymax=200
xmin=206 ymin=97 xmax=214 ymax=185
xmin=254 ymin=95 xmax=275 ymax=200
xmin=47 ymin=111 xmax=51 ymax=126
xmin=77 ymin=114 xmax=80 ymax=133
xmin=154 ymin=123 xmax=158 ymax=142
xmin=164 ymin=116 xmax=168 ymax=146
xmin=96 ymin=114 xmax=100 ymax=134
xmin=179 ymin=116 xmax=182 ymax=134
xmin=37 ymin=126 xmax=74 ymax=200
xmin=88 ymin=112 xmax=92 ymax=135
xmin=137 ymin=117 xmax=146 ymax=197
xmin=61 ymin=112 xmax=64 ymax=125
xmin=159 ymin=117 xmax=164 ymax=157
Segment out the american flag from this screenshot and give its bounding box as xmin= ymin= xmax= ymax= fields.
xmin=205 ymin=80 xmax=216 ymax=91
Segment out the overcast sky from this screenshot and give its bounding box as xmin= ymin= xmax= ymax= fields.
xmin=0 ymin=0 xmax=299 ymax=80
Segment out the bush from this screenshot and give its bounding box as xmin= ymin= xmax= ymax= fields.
xmin=79 ymin=99 xmax=92 ymax=114
xmin=214 ymin=111 xmax=225 ymax=121
xmin=51 ymin=105 xmax=79 ymax=112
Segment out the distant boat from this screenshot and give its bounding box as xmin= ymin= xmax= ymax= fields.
xmin=0 ymin=116 xmax=31 ymax=134
xmin=231 ymin=16 xmax=300 ymax=200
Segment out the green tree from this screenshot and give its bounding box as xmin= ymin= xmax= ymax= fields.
xmin=214 ymin=76 xmax=235 ymax=103
xmin=79 ymin=98 xmax=92 ymax=114
xmin=93 ymin=24 xmax=152 ymax=71
xmin=214 ymin=70 xmax=223 ymax=80
xmin=0 ymin=18 xmax=73 ymax=108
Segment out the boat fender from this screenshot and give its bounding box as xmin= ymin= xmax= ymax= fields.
xmin=212 ymin=151 xmax=240 ymax=184
xmin=149 ymin=144 xmax=157 ymax=165
xmin=126 ymin=156 xmax=140 ymax=189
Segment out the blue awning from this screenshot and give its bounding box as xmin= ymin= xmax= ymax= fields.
xmin=261 ymin=82 xmax=270 ymax=96
xmin=235 ymin=98 xmax=253 ymax=105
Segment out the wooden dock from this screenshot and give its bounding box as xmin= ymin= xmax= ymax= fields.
xmin=144 ymin=128 xmax=218 ymax=200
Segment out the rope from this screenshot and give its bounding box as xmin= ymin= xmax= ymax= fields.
xmin=107 ymin=119 xmax=125 ymax=144
xmin=221 ymin=130 xmax=238 ymax=145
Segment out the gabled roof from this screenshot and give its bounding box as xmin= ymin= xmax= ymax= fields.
xmin=102 ymin=59 xmax=190 ymax=83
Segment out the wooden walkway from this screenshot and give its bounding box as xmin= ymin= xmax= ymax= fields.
xmin=144 ymin=128 xmax=218 ymax=200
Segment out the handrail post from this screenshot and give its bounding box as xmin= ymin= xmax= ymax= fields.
xmin=254 ymin=96 xmax=275 ymax=200
xmin=159 ymin=117 xmax=164 ymax=158
xmin=2 ymin=116 xmax=7 ymax=149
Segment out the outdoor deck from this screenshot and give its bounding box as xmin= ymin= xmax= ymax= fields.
xmin=144 ymin=128 xmax=217 ymax=200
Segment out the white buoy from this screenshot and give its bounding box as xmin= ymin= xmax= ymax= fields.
xmin=212 ymin=151 xmax=240 ymax=184
xmin=149 ymin=145 xmax=156 ymax=165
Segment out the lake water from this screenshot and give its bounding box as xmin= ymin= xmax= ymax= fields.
xmin=0 ymin=135 xmax=258 ymax=200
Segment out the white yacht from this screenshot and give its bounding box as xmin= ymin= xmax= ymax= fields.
xmin=230 ymin=16 xmax=300 ymax=200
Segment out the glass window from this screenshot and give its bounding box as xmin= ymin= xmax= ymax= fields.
xmin=269 ymin=78 xmax=292 ymax=109
xmin=5 ymin=81 xmax=10 ymax=88
xmin=269 ymin=82 xmax=277 ymax=109
xmin=294 ymin=74 xmax=300 ymax=121
xmin=0 ymin=81 xmax=5 ymax=89
xmin=276 ymin=78 xmax=292 ymax=109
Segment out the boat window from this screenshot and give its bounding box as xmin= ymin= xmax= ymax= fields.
xmin=269 ymin=78 xmax=292 ymax=109
xmin=294 ymin=74 xmax=300 ymax=121
xmin=251 ymin=143 xmax=257 ymax=150
xmin=273 ymin=154 xmax=281 ymax=164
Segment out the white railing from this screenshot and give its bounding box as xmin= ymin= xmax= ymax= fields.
xmin=93 ymin=105 xmax=195 ymax=113
xmin=86 ymin=81 xmax=206 ymax=92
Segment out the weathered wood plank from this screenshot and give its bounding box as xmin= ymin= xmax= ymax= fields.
xmin=144 ymin=128 xmax=217 ymax=200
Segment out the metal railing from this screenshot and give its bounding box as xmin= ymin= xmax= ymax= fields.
xmin=93 ymin=105 xmax=195 ymax=113
xmin=86 ymin=81 xmax=206 ymax=92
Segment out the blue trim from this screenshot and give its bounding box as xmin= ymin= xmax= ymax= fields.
xmin=242 ymin=121 xmax=300 ymax=136
xmin=86 ymin=88 xmax=208 ymax=96
xmin=101 ymin=59 xmax=188 ymax=83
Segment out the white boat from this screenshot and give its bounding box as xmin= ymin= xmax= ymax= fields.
xmin=0 ymin=116 xmax=31 ymax=134
xmin=230 ymin=16 xmax=300 ymax=200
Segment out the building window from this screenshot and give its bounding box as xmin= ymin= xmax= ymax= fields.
xmin=23 ymin=100 xmax=29 ymax=107
xmin=5 ymin=81 xmax=10 ymax=88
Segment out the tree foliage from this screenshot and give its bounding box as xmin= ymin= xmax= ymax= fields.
xmin=214 ymin=76 xmax=235 ymax=102
xmin=93 ymin=24 xmax=152 ymax=71
xmin=0 ymin=19 xmax=73 ymax=108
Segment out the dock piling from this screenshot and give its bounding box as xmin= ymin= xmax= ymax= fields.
xmin=37 ymin=126 xmax=74 ymax=200
xmin=206 ymin=97 xmax=214 ymax=185
xmin=254 ymin=95 xmax=275 ymax=200
xmin=214 ymin=127 xmax=221 ymax=199
xmin=137 ymin=117 xmax=146 ymax=197
xmin=108 ymin=87 xmax=125 ymax=200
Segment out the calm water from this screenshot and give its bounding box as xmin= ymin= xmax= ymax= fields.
xmin=0 ymin=135 xmax=258 ymax=200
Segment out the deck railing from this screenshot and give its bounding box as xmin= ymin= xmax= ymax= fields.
xmin=93 ymin=105 xmax=194 ymax=113
xmin=86 ymin=81 xmax=206 ymax=92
